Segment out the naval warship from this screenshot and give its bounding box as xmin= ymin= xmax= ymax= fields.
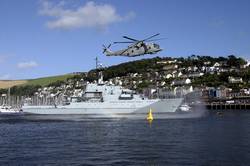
xmin=22 ymin=71 xmax=183 ymax=116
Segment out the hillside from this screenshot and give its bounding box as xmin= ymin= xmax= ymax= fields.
xmin=0 ymin=55 xmax=249 ymax=96
xmin=25 ymin=74 xmax=76 ymax=87
xmin=0 ymin=74 xmax=76 ymax=89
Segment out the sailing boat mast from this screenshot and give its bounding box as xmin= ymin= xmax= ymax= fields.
xmin=8 ymin=87 xmax=11 ymax=106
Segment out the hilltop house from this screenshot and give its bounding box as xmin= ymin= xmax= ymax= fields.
xmin=182 ymin=72 xmax=204 ymax=78
xmin=188 ymin=72 xmax=204 ymax=78
xmin=204 ymin=61 xmax=211 ymax=65
xmin=178 ymin=71 xmax=183 ymax=77
xmin=171 ymin=78 xmax=191 ymax=86
xmin=213 ymin=62 xmax=221 ymax=67
xmin=156 ymin=59 xmax=177 ymax=64
xmin=228 ymin=76 xmax=243 ymax=84
xmin=244 ymin=60 xmax=250 ymax=68
xmin=163 ymin=64 xmax=178 ymax=71
xmin=164 ymin=73 xmax=173 ymax=79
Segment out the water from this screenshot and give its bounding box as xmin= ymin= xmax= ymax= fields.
xmin=0 ymin=112 xmax=250 ymax=165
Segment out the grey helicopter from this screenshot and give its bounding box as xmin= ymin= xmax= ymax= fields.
xmin=103 ymin=33 xmax=165 ymax=57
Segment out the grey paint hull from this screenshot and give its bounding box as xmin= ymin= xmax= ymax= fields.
xmin=22 ymin=98 xmax=183 ymax=115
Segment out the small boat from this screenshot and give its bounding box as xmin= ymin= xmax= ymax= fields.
xmin=0 ymin=105 xmax=22 ymax=114
xmin=179 ymin=104 xmax=191 ymax=112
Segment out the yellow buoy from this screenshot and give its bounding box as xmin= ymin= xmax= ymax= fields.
xmin=147 ymin=108 xmax=154 ymax=121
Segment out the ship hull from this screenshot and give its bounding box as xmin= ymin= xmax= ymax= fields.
xmin=22 ymin=98 xmax=183 ymax=115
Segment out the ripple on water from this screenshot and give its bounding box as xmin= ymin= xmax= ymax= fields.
xmin=0 ymin=112 xmax=250 ymax=165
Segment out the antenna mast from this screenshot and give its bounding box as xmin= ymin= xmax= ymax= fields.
xmin=95 ymin=57 xmax=98 ymax=70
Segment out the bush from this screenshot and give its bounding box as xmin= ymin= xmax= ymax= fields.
xmin=10 ymin=85 xmax=42 ymax=96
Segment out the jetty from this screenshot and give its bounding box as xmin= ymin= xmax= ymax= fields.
xmin=206 ymin=103 xmax=250 ymax=110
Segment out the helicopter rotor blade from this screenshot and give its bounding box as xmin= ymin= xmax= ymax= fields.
xmin=142 ymin=33 xmax=160 ymax=42
xmin=146 ymin=37 xmax=167 ymax=42
xmin=113 ymin=41 xmax=134 ymax=44
xmin=123 ymin=36 xmax=138 ymax=41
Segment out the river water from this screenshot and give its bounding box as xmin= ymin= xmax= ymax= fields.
xmin=0 ymin=111 xmax=250 ymax=165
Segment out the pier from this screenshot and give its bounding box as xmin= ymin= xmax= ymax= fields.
xmin=206 ymin=103 xmax=250 ymax=110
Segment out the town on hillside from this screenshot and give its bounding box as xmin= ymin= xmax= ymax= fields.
xmin=0 ymin=55 xmax=250 ymax=109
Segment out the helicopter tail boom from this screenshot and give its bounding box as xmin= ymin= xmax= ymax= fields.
xmin=102 ymin=44 xmax=113 ymax=56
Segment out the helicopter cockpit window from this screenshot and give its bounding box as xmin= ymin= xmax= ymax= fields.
xmin=154 ymin=44 xmax=159 ymax=49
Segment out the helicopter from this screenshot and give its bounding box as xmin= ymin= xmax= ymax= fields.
xmin=103 ymin=33 xmax=165 ymax=57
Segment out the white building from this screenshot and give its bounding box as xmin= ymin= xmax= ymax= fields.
xmin=171 ymin=78 xmax=191 ymax=86
xmin=213 ymin=62 xmax=221 ymax=67
xmin=244 ymin=60 xmax=250 ymax=68
xmin=228 ymin=76 xmax=243 ymax=84
xmin=164 ymin=73 xmax=173 ymax=79
xmin=204 ymin=61 xmax=211 ymax=65
xmin=188 ymin=72 xmax=204 ymax=78
xmin=177 ymin=71 xmax=183 ymax=77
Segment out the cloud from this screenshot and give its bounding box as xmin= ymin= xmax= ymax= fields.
xmin=17 ymin=61 xmax=38 ymax=69
xmin=0 ymin=74 xmax=11 ymax=80
xmin=39 ymin=1 xmax=135 ymax=30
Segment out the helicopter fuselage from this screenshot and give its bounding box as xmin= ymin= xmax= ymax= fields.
xmin=105 ymin=42 xmax=162 ymax=57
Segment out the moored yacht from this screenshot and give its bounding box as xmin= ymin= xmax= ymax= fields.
xmin=0 ymin=105 xmax=21 ymax=114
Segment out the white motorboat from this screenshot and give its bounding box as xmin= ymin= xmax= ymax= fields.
xmin=179 ymin=104 xmax=191 ymax=112
xmin=0 ymin=105 xmax=22 ymax=114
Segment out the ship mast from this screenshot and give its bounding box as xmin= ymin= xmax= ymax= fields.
xmin=95 ymin=57 xmax=104 ymax=85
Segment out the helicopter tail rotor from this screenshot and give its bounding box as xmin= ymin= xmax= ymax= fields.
xmin=102 ymin=44 xmax=112 ymax=54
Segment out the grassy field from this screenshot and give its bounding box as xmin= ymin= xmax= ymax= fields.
xmin=0 ymin=74 xmax=75 ymax=89
xmin=0 ymin=80 xmax=28 ymax=89
xmin=25 ymin=74 xmax=75 ymax=86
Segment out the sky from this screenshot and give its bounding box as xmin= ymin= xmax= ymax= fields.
xmin=0 ymin=0 xmax=250 ymax=80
